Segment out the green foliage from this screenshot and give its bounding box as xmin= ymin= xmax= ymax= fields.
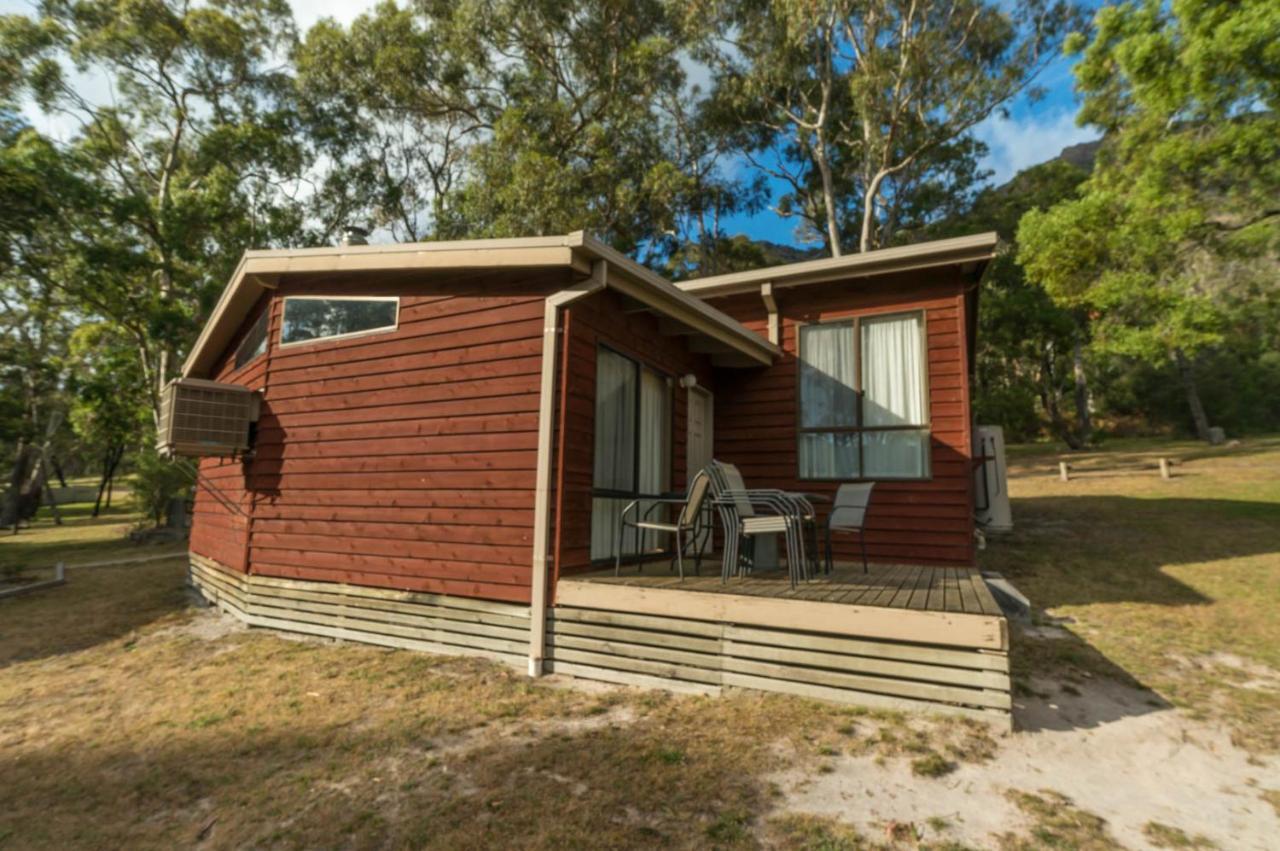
xmin=695 ymin=0 xmax=1081 ymax=253
xmin=1 ymin=0 xmax=306 ymax=423
xmin=1017 ymin=0 xmax=1280 ymax=438
xmin=131 ymin=448 xmax=192 ymax=528
xmin=66 ymin=322 xmax=150 ymax=457
xmin=935 ymin=157 xmax=1094 ymax=443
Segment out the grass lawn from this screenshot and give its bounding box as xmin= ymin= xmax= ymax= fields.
xmin=0 ymin=436 xmax=1276 ymax=848
xmin=982 ymin=434 xmax=1280 ymax=752
xmin=0 ymin=482 xmax=187 ymax=572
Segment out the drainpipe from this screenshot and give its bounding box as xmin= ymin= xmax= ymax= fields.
xmin=528 ymin=259 xmax=608 ymax=676
xmin=760 ymin=282 xmax=779 ymax=345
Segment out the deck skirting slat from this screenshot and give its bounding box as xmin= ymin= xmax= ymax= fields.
xmin=188 ymin=555 xmax=1011 ymax=726
xmin=548 ymin=603 xmax=1012 ymax=727
xmin=188 ymin=556 xmax=528 ymax=671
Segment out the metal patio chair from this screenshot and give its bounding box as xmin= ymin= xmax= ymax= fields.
xmin=825 ymin=482 xmax=875 ymax=573
xmin=613 ymin=470 xmax=714 ymax=580
xmin=706 ymin=461 xmax=814 ymax=588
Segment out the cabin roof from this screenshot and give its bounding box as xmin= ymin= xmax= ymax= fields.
xmin=181 ymin=231 xmax=998 ymax=379
xmin=675 ymin=232 xmax=1000 ymax=298
xmin=181 ymin=231 xmax=782 ymax=378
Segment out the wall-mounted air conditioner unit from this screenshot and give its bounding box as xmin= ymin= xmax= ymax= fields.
xmin=156 ymin=378 xmax=260 ymax=458
xmin=974 ymin=424 xmax=1012 ymax=532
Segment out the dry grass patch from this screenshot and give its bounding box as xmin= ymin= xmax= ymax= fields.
xmin=766 ymin=813 xmax=978 ymax=850
xmin=0 ymin=520 xmax=1004 ymax=850
xmin=983 ymin=435 xmax=1280 ymax=751
xmin=1141 ymin=820 xmax=1218 ymax=849
xmin=997 ymin=790 xmax=1121 ymax=850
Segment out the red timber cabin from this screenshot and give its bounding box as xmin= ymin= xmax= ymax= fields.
xmin=179 ymin=231 xmax=1014 ymax=725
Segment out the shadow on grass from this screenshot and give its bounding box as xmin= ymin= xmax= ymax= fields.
xmin=0 ymin=558 xmax=191 ymax=669
xmin=1010 ymin=626 xmax=1172 ymax=734
xmin=0 ymin=712 xmax=775 ymax=850
xmin=981 ymin=495 xmax=1280 ymax=609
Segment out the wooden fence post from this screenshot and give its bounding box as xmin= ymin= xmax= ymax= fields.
xmin=1058 ymin=461 xmax=1070 ymax=482
xmin=1159 ymin=458 xmax=1172 ymax=480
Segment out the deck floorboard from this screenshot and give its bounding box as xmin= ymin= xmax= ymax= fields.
xmin=567 ymin=560 xmax=1002 ymax=617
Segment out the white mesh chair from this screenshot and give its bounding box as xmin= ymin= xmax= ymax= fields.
xmin=824 ymin=483 xmax=875 ymax=573
xmin=707 ymin=461 xmax=813 ymax=588
xmin=614 ymin=470 xmax=714 ymax=580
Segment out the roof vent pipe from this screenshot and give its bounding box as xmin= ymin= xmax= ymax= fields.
xmin=341 ymin=225 xmax=369 ymax=246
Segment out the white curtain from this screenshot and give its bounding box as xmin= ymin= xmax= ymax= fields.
xmin=861 ymin=313 xmax=928 ymax=477
xmin=592 ymin=350 xmax=636 ymax=491
xmin=799 ymin=323 xmax=857 ymax=427
xmin=591 ymin=351 xmax=637 ymax=560
xmin=799 ymin=323 xmax=857 ymax=477
xmin=799 ymin=432 xmax=859 ymax=479
xmin=636 ymin=369 xmax=672 ymax=552
xmin=589 ymin=353 xmax=672 ymax=560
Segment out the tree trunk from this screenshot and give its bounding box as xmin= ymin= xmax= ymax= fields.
xmin=1040 ymin=353 xmax=1082 ymax=450
xmin=1173 ymin=348 xmax=1212 ymax=442
xmin=3 ymin=440 xmax=31 ymax=533
xmin=1072 ymin=338 xmax=1093 ymax=446
xmin=93 ymin=445 xmax=123 ymax=518
xmin=814 ymin=135 xmax=843 ymax=257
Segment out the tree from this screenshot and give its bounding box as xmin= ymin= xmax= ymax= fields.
xmin=1 ymin=0 xmax=307 ymax=425
xmin=431 ymin=0 xmax=703 ymax=256
xmin=295 ymin=3 xmax=486 ymax=243
xmin=66 ymin=323 xmax=149 ymax=516
xmin=696 ymin=0 xmax=1079 ymax=255
xmin=931 ymin=156 xmax=1093 ymax=445
xmin=1018 ymin=0 xmax=1280 ymax=441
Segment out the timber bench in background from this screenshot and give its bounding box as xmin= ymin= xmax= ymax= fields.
xmin=189 ymin=555 xmax=1012 ymax=729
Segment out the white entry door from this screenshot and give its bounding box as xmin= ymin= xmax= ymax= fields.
xmin=687 ymin=386 xmax=714 ymax=479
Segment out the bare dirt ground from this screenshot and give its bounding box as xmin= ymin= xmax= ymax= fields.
xmin=774 ymin=658 xmax=1280 ymax=850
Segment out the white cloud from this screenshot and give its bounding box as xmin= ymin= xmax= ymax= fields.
xmin=975 ymin=108 xmax=1100 ymax=186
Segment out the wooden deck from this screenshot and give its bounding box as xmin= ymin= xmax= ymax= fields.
xmin=567 ymin=561 xmax=1003 ymax=617
xmin=550 ymin=560 xmax=1012 ymax=724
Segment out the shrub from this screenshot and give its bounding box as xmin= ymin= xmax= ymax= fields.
xmin=131 ymin=448 xmax=194 ymax=528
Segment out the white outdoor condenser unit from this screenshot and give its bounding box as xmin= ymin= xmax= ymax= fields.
xmin=155 ymin=377 xmax=260 ymax=458
xmin=973 ymin=424 xmax=1012 ymax=533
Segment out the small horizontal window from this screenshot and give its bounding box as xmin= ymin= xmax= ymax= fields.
xmin=234 ymin=310 xmax=269 ymax=368
xmin=280 ymin=297 xmax=399 ymax=346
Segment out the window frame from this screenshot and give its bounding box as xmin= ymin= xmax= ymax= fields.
xmin=278 ymin=295 xmax=400 ymax=349
xmin=590 ymin=343 xmax=676 ymax=563
xmin=795 ymin=308 xmax=933 ymax=483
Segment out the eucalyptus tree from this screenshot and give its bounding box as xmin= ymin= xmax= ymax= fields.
xmin=696 ymin=0 xmax=1079 ymax=255
xmin=0 ymin=0 xmax=306 ymax=423
xmin=427 ymin=0 xmax=703 ymax=255
xmin=296 ymin=2 xmax=487 ymax=243
xmin=1018 ymin=0 xmax=1280 ymax=441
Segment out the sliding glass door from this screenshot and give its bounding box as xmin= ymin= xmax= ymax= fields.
xmin=590 ymin=348 xmax=672 ymax=561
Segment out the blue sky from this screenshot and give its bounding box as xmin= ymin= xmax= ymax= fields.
xmin=1 ymin=0 xmax=1100 ymax=248
xmin=719 ymin=52 xmax=1099 ymax=245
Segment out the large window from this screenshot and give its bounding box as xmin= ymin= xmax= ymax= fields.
xmin=234 ymin=310 xmax=269 ymax=368
xmin=798 ymin=311 xmax=929 ymax=480
xmin=590 ymin=348 xmax=673 ymax=561
xmin=280 ymin=296 xmax=399 ymax=346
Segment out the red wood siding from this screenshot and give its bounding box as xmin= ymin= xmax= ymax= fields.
xmin=709 ymin=269 xmax=976 ymax=566
xmin=189 ymin=295 xmax=270 ymax=574
xmin=190 ymin=270 xmax=570 ymax=603
xmin=552 ymin=290 xmax=715 ymax=583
